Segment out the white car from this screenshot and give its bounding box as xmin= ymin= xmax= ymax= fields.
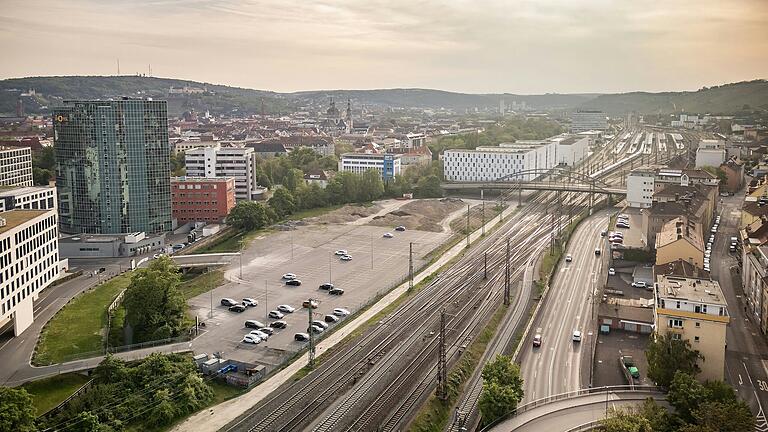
xmin=277 ymin=304 xmax=295 ymax=313
xmin=572 ymin=330 xmax=582 ymax=342
xmin=242 ymin=334 xmax=261 ymax=344
xmin=333 ymin=308 xmax=351 ymax=317
xmin=383 ymin=233 xmax=394 ymax=238
xmin=631 ymin=281 xmax=647 ymax=289
xmin=340 ymin=254 xmax=353 ymax=261
xmin=608 ymin=268 xmax=616 ymax=276
xmin=282 ymin=273 xmax=297 ymax=280
xmin=334 ymin=250 xmax=348 ymax=256
xmin=242 ymin=298 xmax=258 ymax=307
xmin=565 ymin=254 xmax=573 ymax=262
xmin=250 ymin=330 xmax=270 ymax=340
xmin=268 ymin=310 xmax=284 ymax=319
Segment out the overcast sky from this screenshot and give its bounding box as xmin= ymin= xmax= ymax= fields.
xmin=1 ymin=0 xmax=766 ymax=94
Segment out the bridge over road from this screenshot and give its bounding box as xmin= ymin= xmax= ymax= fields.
xmin=442 ymin=182 xmax=626 ymax=195
xmin=482 ymin=386 xmax=665 ymax=432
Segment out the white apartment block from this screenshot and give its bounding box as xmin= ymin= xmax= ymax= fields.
xmin=0 ymin=146 xmax=33 ymax=187
xmin=626 ymin=169 xmax=655 ymax=208
xmin=339 ymin=153 xmax=402 ymax=181
xmin=0 ymin=185 xmax=57 ymax=212
xmin=185 ymin=145 xmax=259 ymax=201
xmin=571 ymin=110 xmax=608 ymax=133
xmin=0 ymin=208 xmax=60 ymax=335
xmin=695 ymin=139 xmax=726 ymax=168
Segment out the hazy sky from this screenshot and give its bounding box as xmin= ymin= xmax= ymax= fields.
xmin=1 ymin=0 xmax=767 ymax=94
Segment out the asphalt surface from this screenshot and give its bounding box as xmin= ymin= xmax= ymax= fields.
xmin=716 ymin=192 xmax=768 ymax=428
xmin=518 ymin=212 xmax=610 ymax=402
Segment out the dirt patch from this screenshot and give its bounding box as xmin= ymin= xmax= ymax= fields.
xmin=305 ymin=203 xmax=383 ymax=225
xmin=367 ymin=198 xmax=465 ymax=232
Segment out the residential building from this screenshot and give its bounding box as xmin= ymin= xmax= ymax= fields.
xmin=626 ymin=168 xmax=655 ymax=208
xmin=742 ymin=244 xmax=768 ymax=334
xmin=0 ymin=208 xmax=60 ymax=335
xmin=246 ymin=141 xmax=288 ymax=158
xmin=53 ymin=99 xmax=172 ymax=234
xmin=0 ymin=185 xmax=56 ymax=212
xmin=185 ymin=145 xmax=260 ymax=201
xmin=654 ymin=276 xmax=729 ymax=381
xmin=570 ymin=110 xmax=607 ymax=133
xmin=643 ymin=186 xmax=714 ymax=249
xmin=0 ymin=146 xmax=33 ymax=187
xmin=339 ymin=153 xmax=401 ymax=181
xmin=655 ymin=217 xmax=705 ymax=269
xmin=720 ymin=158 xmax=744 ymax=193
xmin=303 ymin=169 xmax=331 ymax=188
xmin=171 ymin=177 xmax=236 ymax=225
xmin=695 ymin=139 xmax=726 ymax=168
xmin=391 ymin=145 xmax=432 ymax=167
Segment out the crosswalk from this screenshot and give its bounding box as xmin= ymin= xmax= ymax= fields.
xmin=756 ymin=407 xmax=768 ymax=432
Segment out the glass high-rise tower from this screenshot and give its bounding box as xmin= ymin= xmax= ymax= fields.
xmin=53 ymin=99 xmax=172 ymax=234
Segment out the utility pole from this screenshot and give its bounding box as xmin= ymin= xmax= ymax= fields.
xmin=481 ymin=197 xmax=486 ymax=237
xmin=484 ymin=251 xmax=488 ymax=280
xmin=308 ymin=300 xmax=316 ymax=369
xmin=329 ymin=251 xmax=332 ymax=284
xmin=437 ymin=309 xmax=448 ymax=400
xmin=466 ymin=204 xmax=470 ymax=248
xmin=504 ymin=238 xmax=511 ymax=306
xmin=239 ymin=240 xmax=243 ymax=279
xmin=208 ymin=267 xmax=213 ymax=318
xmin=409 ymin=242 xmax=414 ymax=291
xmin=370 ymin=233 xmax=374 ymax=269
xmin=264 ymin=280 xmax=268 ymax=318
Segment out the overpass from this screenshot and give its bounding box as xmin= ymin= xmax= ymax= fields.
xmin=170 ymin=253 xmax=239 ymax=269
xmin=481 ymin=386 xmax=665 ymax=432
xmin=442 ymin=168 xmax=626 ymax=196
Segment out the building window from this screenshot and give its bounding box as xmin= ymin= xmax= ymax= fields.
xmin=672 ymin=333 xmax=682 ymax=341
xmin=695 ymin=322 xmax=700 ymax=328
xmin=694 ymin=336 xmax=700 ymax=342
xmin=668 ymin=319 xmax=683 ymax=328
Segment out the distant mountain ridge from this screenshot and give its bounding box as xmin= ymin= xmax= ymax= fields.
xmin=0 ymin=75 xmax=765 ymax=117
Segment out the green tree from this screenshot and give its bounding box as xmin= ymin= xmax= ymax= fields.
xmin=601 ymin=407 xmax=653 ymax=432
xmin=228 ymin=201 xmax=273 ymax=231
xmin=478 ymin=355 xmax=524 ymax=426
xmin=34 ymin=145 xmax=56 ymax=170
xmin=646 ymin=332 xmax=702 ymax=387
xmin=170 ymin=151 xmax=186 ymax=176
xmin=268 ymin=187 xmax=296 ymax=217
xmin=282 ymin=168 xmax=304 ymax=191
xmin=414 ymin=174 xmax=443 ymax=198
xmin=122 ymin=257 xmax=186 ymax=343
xmin=668 ymin=372 xmax=708 ymax=422
xmin=92 ymin=354 xmax=128 ymax=384
xmin=639 ymin=398 xmax=678 ymax=432
xmin=0 ymin=387 xmax=37 ymax=432
xmin=692 ymin=400 xmax=754 ymax=432
xmin=358 ymin=169 xmax=384 ymax=202
xmin=33 ymin=167 xmax=52 ymax=185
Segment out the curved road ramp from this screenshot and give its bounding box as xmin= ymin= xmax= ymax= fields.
xmin=482 ymin=386 xmax=665 ymax=432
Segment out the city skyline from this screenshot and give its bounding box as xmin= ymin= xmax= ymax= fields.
xmin=1 ymin=0 xmax=767 ymax=95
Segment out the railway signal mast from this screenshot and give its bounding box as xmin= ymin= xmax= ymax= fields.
xmin=437 ymin=309 xmax=448 ymax=400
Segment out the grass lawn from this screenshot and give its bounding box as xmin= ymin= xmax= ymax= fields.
xmin=179 ymin=270 xmax=226 ymax=300
xmin=34 ymin=274 xmax=132 ymax=365
xmin=22 ymin=373 xmax=90 ymax=416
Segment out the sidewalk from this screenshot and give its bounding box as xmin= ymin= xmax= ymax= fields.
xmin=171 ymin=204 xmax=518 ymax=432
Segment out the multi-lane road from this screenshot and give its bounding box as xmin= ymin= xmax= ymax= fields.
xmin=518 ymin=213 xmax=609 ymax=402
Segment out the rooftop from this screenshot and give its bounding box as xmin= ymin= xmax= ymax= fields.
xmin=0 ymin=209 xmax=49 ymax=235
xmin=654 ymin=259 xmax=709 ymax=279
xmin=171 ymin=176 xmax=234 ymax=183
xmin=656 ymin=275 xmax=726 ymax=305
xmin=655 ymin=216 xmax=704 ymax=251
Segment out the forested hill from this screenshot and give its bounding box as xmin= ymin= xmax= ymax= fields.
xmin=579 ymin=80 xmax=768 ymax=115
xmin=0 ymin=76 xmax=289 ymax=117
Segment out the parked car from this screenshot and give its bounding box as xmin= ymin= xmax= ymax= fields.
xmin=608 ymin=268 xmax=616 ymax=276
xmin=319 ymin=283 xmax=334 ymax=290
xmin=340 ymin=255 xmax=352 ymax=261
xmin=229 ymin=304 xmax=246 ymax=313
xmin=270 ymin=320 xmax=288 ymax=329
xmin=285 ymin=279 xmax=302 ymax=286
xmin=395 ymin=226 xmax=406 ymax=231
xmin=600 ymin=230 xmax=607 ymax=237
xmin=268 ymin=310 xmax=284 ymax=319
xmin=565 ymin=254 xmax=573 ymax=262
xmin=383 ymin=233 xmax=394 ymax=238
xmin=249 ymin=330 xmax=270 ymax=340
xmin=616 ymin=223 xmax=630 ymax=229
xmin=329 ymin=288 xmax=345 ymax=295
xmin=303 ymin=299 xmax=319 ymax=309
xmin=333 ymin=308 xmax=351 ymax=317
xmin=242 ymin=334 xmax=261 ymax=344
xmin=594 ymin=248 xmax=601 ymax=256
xmin=294 ymin=332 xmax=310 ymax=342
xmin=277 ymin=304 xmax=295 ymax=313
xmin=325 ymin=314 xmax=340 ymax=323
xmin=533 ymin=334 xmax=542 ymax=347
xmin=245 ymin=320 xmax=266 ymax=329
xmin=572 ymin=330 xmax=582 ymax=342
xmin=631 ymin=281 xmax=647 ymax=289
xmin=334 ymin=250 xmax=348 ymax=256
xmin=308 ymin=325 xmax=324 ymax=334
xmin=282 ymin=273 xmax=297 ymax=280
xmin=256 ymin=326 xmax=274 ymax=335
xmin=242 ymin=298 xmax=258 ymax=307
xmin=311 ymin=320 xmax=329 ymax=329
xmin=221 ymin=298 xmax=238 ymax=307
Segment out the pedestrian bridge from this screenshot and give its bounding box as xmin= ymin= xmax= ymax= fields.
xmin=170 ymin=253 xmax=239 ymax=268
xmin=481 ymin=386 xmax=665 ymax=432
xmin=442 ymin=168 xmax=627 ymax=195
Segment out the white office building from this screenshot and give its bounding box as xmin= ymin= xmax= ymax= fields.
xmin=185 ymin=145 xmax=260 ymax=201
xmin=695 ymin=139 xmax=726 ymax=168
xmin=571 ymin=110 xmax=608 ymax=133
xmin=339 ymin=153 xmax=402 ymax=181
xmin=551 ymin=135 xmax=590 ymax=166
xmin=626 ymin=168 xmax=656 ymax=208
xmin=0 ymin=146 xmax=33 ymax=187
xmin=0 ymin=208 xmax=60 ymax=335
xmin=0 ymin=185 xmax=57 ymax=212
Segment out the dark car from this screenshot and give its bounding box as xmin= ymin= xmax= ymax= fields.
xmin=294 ymin=332 xmax=310 ymax=342
xmin=270 ymin=320 xmax=288 ymax=329
xmin=329 ymin=288 xmax=345 ymax=295
xmin=229 ymin=304 xmax=246 ymax=313
xmin=220 ymin=298 xmax=238 ymax=307
xmin=319 ymin=283 xmax=334 ymax=290
xmin=324 ymin=314 xmax=340 ymax=323
xmin=285 ymin=279 xmax=302 ymax=286
xmin=245 ymin=320 xmax=266 ymax=329
xmin=395 ymin=226 xmax=406 ymax=232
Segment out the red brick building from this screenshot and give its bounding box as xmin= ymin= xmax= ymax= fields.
xmin=171 ymin=177 xmax=236 ymax=224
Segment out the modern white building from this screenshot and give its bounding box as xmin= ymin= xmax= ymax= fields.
xmin=0 ymin=208 xmax=60 ymax=335
xmin=695 ymin=139 xmax=726 ymax=168
xmin=0 ymin=185 xmax=57 ymax=212
xmin=551 ymin=135 xmax=590 ymax=166
xmin=339 ymin=153 xmax=402 ymax=181
xmin=626 ymin=168 xmax=656 ymax=208
xmin=185 ymin=145 xmax=260 ymax=201
xmin=571 ymin=110 xmax=608 ymax=133
xmin=0 ymin=146 xmax=33 ymax=187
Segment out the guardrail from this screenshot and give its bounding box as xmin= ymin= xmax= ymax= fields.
xmin=565 ymin=420 xmax=603 ymax=432
xmin=479 ymin=385 xmax=664 ymax=431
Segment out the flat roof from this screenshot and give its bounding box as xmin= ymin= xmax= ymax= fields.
xmin=0 ymin=209 xmax=49 ymax=235
xmin=0 ymin=185 xmax=55 ymax=197
xmin=171 ymin=176 xmax=234 ymax=183
xmin=656 ymin=275 xmax=725 ymax=305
